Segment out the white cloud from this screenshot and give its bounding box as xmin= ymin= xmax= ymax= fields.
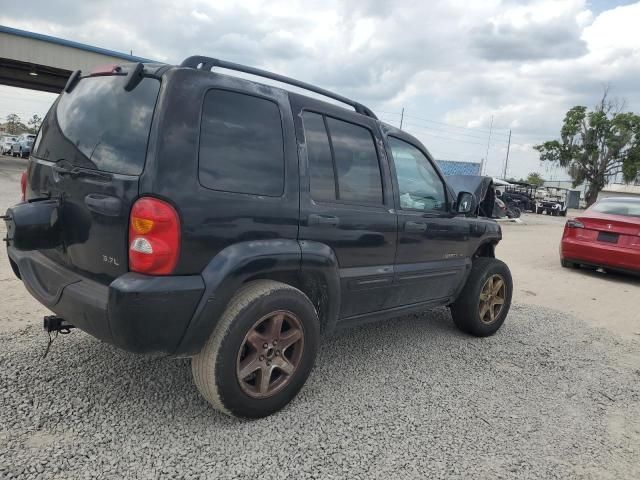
xmin=1 ymin=0 xmax=639 ymax=180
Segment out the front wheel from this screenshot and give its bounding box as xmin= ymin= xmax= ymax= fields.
xmin=450 ymin=258 xmax=513 ymax=336
xmin=192 ymin=280 xmax=320 ymax=418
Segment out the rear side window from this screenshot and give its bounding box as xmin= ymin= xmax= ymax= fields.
xmin=34 ymin=75 xmax=160 ymax=175
xmin=302 ymin=112 xmax=336 ymax=201
xmin=302 ymin=112 xmax=383 ymax=205
xmin=199 ymin=90 xmax=284 ymax=197
xmin=326 ymin=118 xmax=383 ymax=204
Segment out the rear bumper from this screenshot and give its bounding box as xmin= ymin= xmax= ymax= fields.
xmin=561 ymin=237 xmax=640 ymax=273
xmin=7 ymin=246 xmax=205 ymax=355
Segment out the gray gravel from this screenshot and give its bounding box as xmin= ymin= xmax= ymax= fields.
xmin=1 ymin=304 xmax=639 ymax=480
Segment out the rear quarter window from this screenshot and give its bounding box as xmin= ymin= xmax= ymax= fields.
xmin=198 ymin=89 xmax=285 ymax=197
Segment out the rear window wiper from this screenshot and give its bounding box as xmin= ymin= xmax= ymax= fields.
xmin=52 ymin=164 xmax=113 ymax=182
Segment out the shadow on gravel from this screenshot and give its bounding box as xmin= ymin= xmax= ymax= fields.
xmin=1 ymin=305 xmax=639 ymax=479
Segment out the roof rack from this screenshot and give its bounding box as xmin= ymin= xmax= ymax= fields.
xmin=180 ymin=55 xmax=378 ymax=120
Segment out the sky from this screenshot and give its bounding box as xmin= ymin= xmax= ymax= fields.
xmin=1 ymin=0 xmax=640 ymax=180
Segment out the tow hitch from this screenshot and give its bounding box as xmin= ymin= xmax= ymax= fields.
xmin=43 ymin=315 xmax=75 ymax=334
xmin=42 ymin=316 xmax=75 ymax=358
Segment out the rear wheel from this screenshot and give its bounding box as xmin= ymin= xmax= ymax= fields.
xmin=192 ymin=280 xmax=319 ymax=418
xmin=450 ymin=258 xmax=512 ymax=336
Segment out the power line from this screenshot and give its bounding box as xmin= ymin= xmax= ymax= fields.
xmin=376 ymin=109 xmax=510 ymax=138
xmin=399 ymin=124 xmax=495 ymax=147
xmin=401 ymin=120 xmax=509 ymax=143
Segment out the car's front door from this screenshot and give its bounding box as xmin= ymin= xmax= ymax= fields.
xmin=385 ymin=135 xmax=469 ymax=307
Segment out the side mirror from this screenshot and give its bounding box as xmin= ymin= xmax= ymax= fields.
xmin=456 ymin=191 xmax=476 ymax=215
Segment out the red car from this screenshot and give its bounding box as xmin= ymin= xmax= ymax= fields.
xmin=560 ymin=197 xmax=640 ymax=274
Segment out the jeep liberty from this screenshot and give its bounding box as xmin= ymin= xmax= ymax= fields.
xmin=4 ymin=57 xmax=512 ymax=418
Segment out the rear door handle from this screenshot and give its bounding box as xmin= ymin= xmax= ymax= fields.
xmin=405 ymin=221 xmax=427 ymax=232
xmin=308 ymin=214 xmax=340 ymax=227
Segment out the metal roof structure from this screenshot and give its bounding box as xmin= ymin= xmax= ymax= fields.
xmin=0 ymin=25 xmax=152 ymax=93
xmin=436 ymin=160 xmax=482 ymax=176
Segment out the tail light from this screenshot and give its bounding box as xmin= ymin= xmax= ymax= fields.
xmin=128 ymin=197 xmax=180 ymax=275
xmin=20 ymin=171 xmax=27 ymax=201
xmin=563 ymin=219 xmax=584 ymax=239
xmin=565 ymin=219 xmax=584 ymax=229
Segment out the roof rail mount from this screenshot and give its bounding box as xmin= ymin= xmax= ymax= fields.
xmin=180 ymin=55 xmax=377 ymax=120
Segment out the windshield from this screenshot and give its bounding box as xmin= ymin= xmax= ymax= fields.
xmin=33 ymin=75 xmax=160 ymax=175
xmin=590 ymin=198 xmax=640 ymax=217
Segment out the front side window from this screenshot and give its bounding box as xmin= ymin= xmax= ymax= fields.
xmin=326 ymin=117 xmax=383 ymax=205
xmin=388 ymin=137 xmax=447 ymax=212
xmin=199 ymin=90 xmax=284 ymax=197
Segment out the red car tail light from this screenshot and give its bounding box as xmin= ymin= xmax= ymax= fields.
xmin=128 ymin=197 xmax=181 ymax=275
xmin=20 ymin=171 xmax=27 ymax=201
xmin=565 ymin=219 xmax=584 ymax=229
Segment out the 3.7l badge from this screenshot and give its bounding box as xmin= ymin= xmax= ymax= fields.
xmin=102 ymin=255 xmax=120 ymax=266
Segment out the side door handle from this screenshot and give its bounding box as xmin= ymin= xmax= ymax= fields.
xmin=404 ymin=221 xmax=427 ymax=232
xmin=308 ymin=214 xmax=340 ymax=227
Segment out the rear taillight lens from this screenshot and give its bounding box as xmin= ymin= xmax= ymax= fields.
xmin=128 ymin=197 xmax=180 ymax=275
xmin=20 ymin=171 xmax=27 ymax=201
xmin=566 ymin=219 xmax=584 ymax=229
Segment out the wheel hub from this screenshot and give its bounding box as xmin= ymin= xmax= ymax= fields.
xmin=478 ymin=274 xmax=506 ymax=325
xmin=236 ymin=310 xmax=304 ymax=399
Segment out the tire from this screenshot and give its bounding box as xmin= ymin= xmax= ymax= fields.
xmin=192 ymin=280 xmax=320 ymax=418
xmin=510 ymin=207 xmax=521 ymax=218
xmin=450 ymin=258 xmax=512 ymax=337
xmin=536 ymin=207 xmax=542 ymax=214
xmin=561 ymin=259 xmax=577 ymax=268
xmin=560 ymin=209 xmax=567 ymax=217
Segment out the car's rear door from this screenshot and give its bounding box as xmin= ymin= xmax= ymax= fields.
xmin=291 ymin=95 xmax=397 ymax=319
xmin=27 ymin=70 xmax=161 ymax=284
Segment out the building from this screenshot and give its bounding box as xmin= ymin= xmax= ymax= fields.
xmin=597 ymin=182 xmax=640 ymax=200
xmin=436 ymin=160 xmax=481 ymax=176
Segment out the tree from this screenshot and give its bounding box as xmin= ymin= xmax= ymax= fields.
xmin=534 ymin=89 xmax=640 ymax=206
xmin=5 ymin=114 xmax=22 ymax=135
xmin=525 ymin=172 xmax=545 ymax=187
xmin=27 ymin=114 xmax=42 ymax=134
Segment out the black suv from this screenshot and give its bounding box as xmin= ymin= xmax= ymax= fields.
xmin=5 ymin=56 xmax=512 ymax=418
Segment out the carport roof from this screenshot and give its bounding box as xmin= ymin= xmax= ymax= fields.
xmin=0 ymin=25 xmax=153 ymax=63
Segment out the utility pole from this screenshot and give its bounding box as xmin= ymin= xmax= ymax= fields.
xmin=399 ymin=107 xmax=405 ymax=130
xmin=482 ymin=115 xmax=493 ymax=175
xmin=502 ymin=129 xmax=511 ymax=179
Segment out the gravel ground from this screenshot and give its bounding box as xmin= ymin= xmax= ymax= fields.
xmin=1 ymin=305 xmax=639 ymax=479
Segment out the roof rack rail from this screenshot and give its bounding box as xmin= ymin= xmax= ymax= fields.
xmin=180 ymin=55 xmax=378 ymax=120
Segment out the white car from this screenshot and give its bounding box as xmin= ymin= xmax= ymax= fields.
xmin=1 ymin=136 xmax=18 ymax=155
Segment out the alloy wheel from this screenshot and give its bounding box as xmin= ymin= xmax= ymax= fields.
xmin=478 ymin=274 xmax=506 ymax=324
xmin=236 ymin=310 xmax=304 ymax=398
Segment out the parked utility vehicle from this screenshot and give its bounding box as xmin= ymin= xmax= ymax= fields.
xmin=4 ymin=57 xmax=512 ymax=418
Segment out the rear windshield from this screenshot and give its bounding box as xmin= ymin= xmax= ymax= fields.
xmin=591 ymin=199 xmax=640 ymax=217
xmin=33 ymin=75 xmax=160 ymax=175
